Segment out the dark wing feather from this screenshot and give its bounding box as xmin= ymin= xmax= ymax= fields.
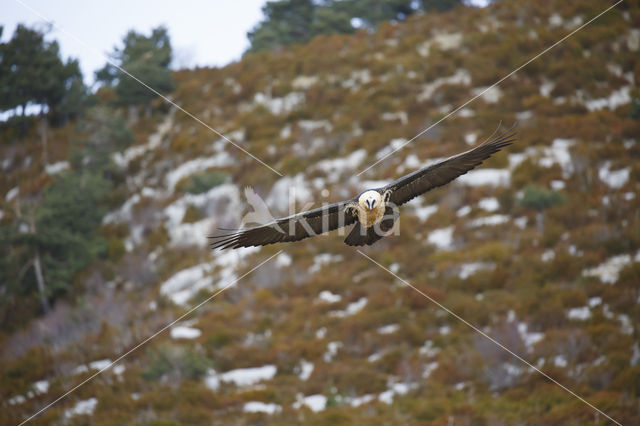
xmin=383 ymin=126 xmax=516 ymax=206
xmin=209 ymin=199 xmax=357 ymax=250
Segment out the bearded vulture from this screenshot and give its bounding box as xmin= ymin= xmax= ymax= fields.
xmin=210 ymin=126 xmax=515 ymax=249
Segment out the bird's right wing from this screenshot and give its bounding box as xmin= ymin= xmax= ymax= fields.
xmin=383 ymin=126 xmax=516 ymax=206
xmin=209 ymin=199 xmax=358 ymax=250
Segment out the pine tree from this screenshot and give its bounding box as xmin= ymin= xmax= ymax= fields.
xmin=95 ymin=26 xmax=174 ymax=115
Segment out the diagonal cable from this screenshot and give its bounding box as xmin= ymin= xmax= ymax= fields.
xmin=357 ymin=250 xmax=622 ymax=426
xmin=19 ymin=250 xmax=282 ymax=425
xmin=13 ymin=0 xmax=283 ymax=177
xmin=357 ymin=0 xmax=623 ymax=176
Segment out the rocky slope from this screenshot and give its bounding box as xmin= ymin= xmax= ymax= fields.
xmin=2 ymin=0 xmax=640 ymax=424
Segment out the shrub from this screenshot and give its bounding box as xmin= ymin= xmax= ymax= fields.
xmin=141 ymin=344 xmax=212 ymax=382
xmin=180 ymin=169 xmax=227 ymax=194
xmin=519 ymin=185 xmax=565 ymax=211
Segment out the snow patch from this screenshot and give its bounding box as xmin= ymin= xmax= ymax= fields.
xmin=376 ymin=138 xmax=407 ymax=161
xmin=588 ymin=297 xmax=602 ymax=307
xmin=244 ymin=401 xmax=282 ymax=414
xmin=170 ymin=218 xmax=216 ymax=248
xmin=458 ymin=262 xmax=495 ymax=279
xmin=330 ymin=297 xmax=367 ymax=318
xmin=204 ymin=365 xmax=277 ymax=390
xmin=423 ymin=361 xmax=439 ymax=378
xmin=309 ymin=253 xmax=343 ymax=274
xmin=554 ymin=355 xmax=568 ymax=368
xmin=317 ymin=290 xmax=342 ymax=304
xmin=417 ymin=32 xmax=463 ymax=56
xmin=294 ymin=394 xmax=327 ymax=412
xmin=514 ymin=216 xmax=528 ymax=229
xmin=457 ymin=169 xmax=510 ymax=187
xmin=468 ymin=214 xmax=510 ymax=227
xmin=323 ymin=341 xmax=343 ymax=362
xmin=417 ymin=69 xmax=471 ymax=102
xmin=539 ymin=79 xmax=555 ymax=97
xmin=619 ymin=314 xmax=633 ymax=335
xmin=33 ymin=379 xmax=49 ymax=394
xmin=627 ymin=29 xmax=640 ymax=51
xmin=539 ymin=139 xmax=574 ymax=178
xmin=298 ymin=360 xmax=314 ymax=381
xmin=427 ymin=226 xmax=454 ymax=250
xmin=315 ymin=327 xmax=327 ymax=339
xmin=171 ymin=326 xmax=202 ymax=339
xmin=160 ymin=262 xmax=214 ymax=306
xmin=165 ymin=149 xmax=232 ymax=191
xmin=599 ymin=161 xmax=630 ymax=189
xmin=276 ymin=253 xmax=292 ymax=267
xmin=378 ymin=324 xmax=399 ymax=334
xmin=342 ymin=69 xmax=372 ymax=91
xmin=350 ymin=394 xmax=376 ymax=407
xmin=413 ymin=204 xmax=438 ymax=222
xmin=582 ymin=251 xmax=639 ymax=284
xmin=65 ymin=398 xmax=98 ymax=418
xmin=541 ymin=249 xmax=555 ymax=262
xmin=165 ymin=184 xmax=243 ymax=247
xmin=517 ymin=323 xmax=544 ymax=350
xmin=381 ymin=111 xmax=408 ymax=125
xmin=267 ymin=174 xmax=313 ymax=209
xmin=478 ymin=197 xmax=499 ymax=212
xmin=45 ymin=161 xmax=69 ymax=175
xmin=6 ymin=186 xmax=19 ymax=202
xmin=113 ymin=113 xmax=173 ymax=167
xmin=548 ymin=13 xmax=563 ymax=27
xmin=419 ymin=340 xmax=440 ymax=357
xmin=567 ymin=306 xmax=591 ymax=320
xmin=379 ymin=382 xmax=413 ymax=404
xmin=585 ymin=86 xmax=631 ymax=111
xmin=316 ymin=149 xmax=367 ymax=181
xmin=456 ymin=205 xmax=471 ymax=217
xmin=8 ymin=395 xmax=26 ymax=405
xmin=292 ymin=75 xmax=318 ymax=90
xmin=250 ymin=92 xmax=305 ymax=115
xmin=472 ymin=86 xmax=503 ymax=103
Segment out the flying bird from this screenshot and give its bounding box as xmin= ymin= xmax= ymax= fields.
xmin=210 ymin=126 xmax=516 ymax=250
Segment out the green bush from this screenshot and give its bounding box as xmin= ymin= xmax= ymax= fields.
xmin=141 ymin=344 xmax=212 ymax=382
xmin=519 ymin=185 xmax=565 ymax=211
xmin=180 ymin=170 xmax=227 ymax=194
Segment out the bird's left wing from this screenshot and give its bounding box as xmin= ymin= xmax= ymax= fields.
xmin=383 ymin=126 xmax=516 ymax=206
xmin=209 ymin=199 xmax=357 ymax=250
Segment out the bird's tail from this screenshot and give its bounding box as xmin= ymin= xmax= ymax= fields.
xmin=344 ymin=206 xmax=398 ymax=246
xmin=344 ymin=223 xmax=384 ymax=246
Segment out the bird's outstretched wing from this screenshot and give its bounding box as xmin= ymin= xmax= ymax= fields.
xmin=209 ymin=200 xmax=358 ymax=250
xmin=382 ymin=126 xmax=516 ymax=206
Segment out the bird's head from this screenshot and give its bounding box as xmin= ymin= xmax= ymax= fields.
xmin=359 ymin=190 xmax=382 ymax=211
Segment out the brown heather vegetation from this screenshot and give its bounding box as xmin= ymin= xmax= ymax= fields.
xmin=1 ymin=0 xmax=640 ymax=424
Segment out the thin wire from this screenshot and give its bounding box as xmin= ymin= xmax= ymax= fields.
xmin=357 ymin=250 xmax=622 ymax=426
xmin=357 ymin=0 xmax=624 ymax=176
xmin=19 ymin=250 xmax=282 ymax=425
xmin=13 ymin=0 xmax=283 ymax=177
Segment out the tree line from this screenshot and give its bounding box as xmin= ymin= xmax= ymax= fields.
xmin=0 ymin=24 xmax=173 ymax=328
xmin=246 ymin=0 xmax=467 ymax=53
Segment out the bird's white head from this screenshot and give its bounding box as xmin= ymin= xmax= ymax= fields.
xmin=359 ymin=190 xmax=382 ymax=211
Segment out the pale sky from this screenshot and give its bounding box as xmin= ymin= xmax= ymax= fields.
xmin=2 ymin=0 xmax=268 ymax=84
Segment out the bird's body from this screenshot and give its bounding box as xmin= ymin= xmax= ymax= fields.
xmin=353 ymin=190 xmax=386 ymax=227
xmin=210 ymin=126 xmax=516 ymax=250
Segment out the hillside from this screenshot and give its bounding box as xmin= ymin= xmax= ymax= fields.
xmin=2 ymin=0 xmax=640 ymax=424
